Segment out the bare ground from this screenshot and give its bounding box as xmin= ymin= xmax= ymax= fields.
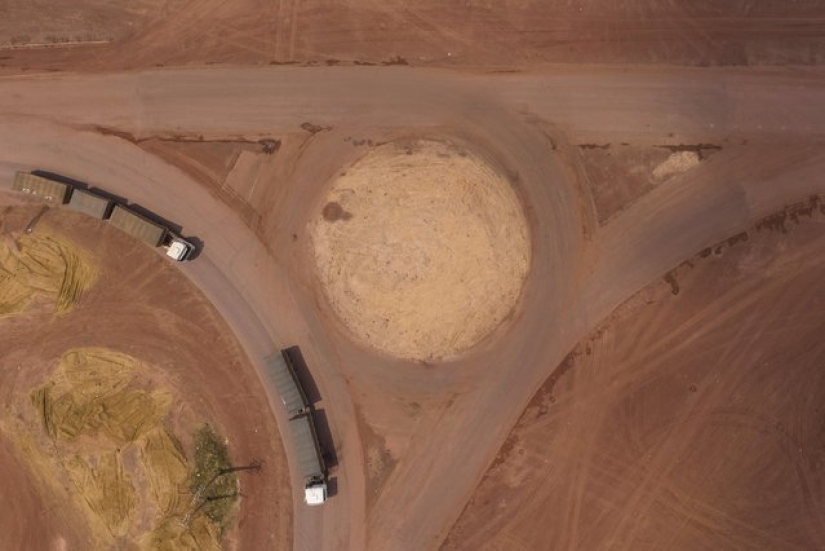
xmin=577 ymin=143 xmax=720 ymax=224
xmin=444 ymin=197 xmax=825 ymax=550
xmin=0 ymin=205 xmax=292 ymax=550
xmin=3 ymin=1 xmax=825 ymax=73
xmin=2 ymin=54 xmax=825 ymax=551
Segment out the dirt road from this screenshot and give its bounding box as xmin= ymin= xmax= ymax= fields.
xmin=2 ymin=66 xmax=825 ymax=144
xmin=2 ymin=65 xmax=825 ymax=549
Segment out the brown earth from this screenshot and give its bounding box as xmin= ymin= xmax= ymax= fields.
xmin=444 ymin=198 xmax=825 ymax=550
xmin=0 ymin=204 xmax=292 ymax=550
xmin=3 ymin=53 xmax=825 ymax=551
xmin=3 ymin=0 xmax=825 ymax=74
xmin=578 ymin=143 xmax=721 ymax=224
xmin=0 ymin=430 xmax=88 ymax=550
xmin=136 ymin=137 xmax=279 ymax=231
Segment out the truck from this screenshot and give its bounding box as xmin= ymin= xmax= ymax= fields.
xmin=288 ymin=412 xmax=328 ymax=506
xmin=268 ymin=346 xmax=328 ymax=505
xmin=11 ymin=171 xmax=195 ymax=262
xmin=108 ymin=204 xmax=194 ymax=261
xmin=266 ymin=348 xmax=309 ymax=418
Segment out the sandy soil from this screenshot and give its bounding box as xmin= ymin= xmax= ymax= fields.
xmin=0 ymin=204 xmax=292 ymax=550
xmin=444 ymin=198 xmax=825 ymax=550
xmin=309 ymin=139 xmax=529 ymax=360
xmin=3 ymin=0 xmax=825 ymax=73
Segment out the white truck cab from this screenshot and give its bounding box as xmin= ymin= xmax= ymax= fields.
xmin=305 ymin=479 xmax=328 ymax=506
xmin=164 ymin=236 xmax=194 ymax=261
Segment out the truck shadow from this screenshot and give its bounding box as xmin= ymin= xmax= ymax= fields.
xmin=183 ymin=236 xmax=205 ymax=260
xmin=32 ymin=170 xmax=90 ymax=190
xmin=311 ymin=408 xmax=338 ymax=472
xmin=127 ymin=202 xmax=183 ymax=235
xmin=283 ymin=346 xmax=322 ymax=405
xmin=325 ymin=476 xmax=338 ymax=498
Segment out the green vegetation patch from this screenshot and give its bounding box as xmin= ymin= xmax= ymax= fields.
xmin=189 ymin=424 xmax=240 ymax=533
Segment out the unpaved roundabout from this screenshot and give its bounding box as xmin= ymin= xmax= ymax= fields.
xmin=309 ymin=139 xmax=531 ymax=361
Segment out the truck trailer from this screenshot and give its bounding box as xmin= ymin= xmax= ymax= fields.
xmin=266 ymin=349 xmax=309 ymax=418
xmin=288 ymin=412 xmax=328 ymax=506
xmin=12 ymin=172 xmax=69 ymax=204
xmin=67 ymin=188 xmax=112 ymax=220
xmin=108 ymin=204 xmax=194 ymax=261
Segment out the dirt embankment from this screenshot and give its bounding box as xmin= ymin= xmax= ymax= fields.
xmin=445 ymin=196 xmax=825 ymax=550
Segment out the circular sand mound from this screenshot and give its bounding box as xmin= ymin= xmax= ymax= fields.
xmin=310 ymin=139 xmax=530 ymax=360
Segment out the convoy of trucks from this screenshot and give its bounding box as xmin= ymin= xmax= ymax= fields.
xmin=267 ymin=348 xmax=329 ymax=506
xmin=11 ymin=171 xmax=194 ymax=261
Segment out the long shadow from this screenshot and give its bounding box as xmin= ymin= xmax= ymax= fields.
xmin=31 ymin=170 xmax=89 ymax=190
xmin=283 ymin=346 xmax=322 ymax=404
xmin=84 ymin=186 xmax=129 ymax=208
xmin=126 ymin=202 xmax=184 ymax=235
xmin=310 ymin=408 xmax=338 ymax=472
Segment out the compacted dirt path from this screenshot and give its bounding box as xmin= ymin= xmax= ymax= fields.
xmin=1 ymin=65 xmax=825 ymax=550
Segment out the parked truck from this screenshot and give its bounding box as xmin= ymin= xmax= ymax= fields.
xmin=288 ymin=412 xmax=328 ymax=506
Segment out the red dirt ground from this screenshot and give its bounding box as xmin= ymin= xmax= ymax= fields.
xmin=0 ymin=203 xmax=292 ymax=550
xmin=577 ymin=143 xmax=723 ymax=224
xmin=2 ymin=0 xmax=825 ymax=74
xmin=2 ymin=2 xmax=825 ymax=544
xmin=444 ymin=198 xmax=825 ymax=550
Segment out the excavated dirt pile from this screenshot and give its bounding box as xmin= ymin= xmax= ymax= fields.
xmin=310 ymin=139 xmax=530 ymax=360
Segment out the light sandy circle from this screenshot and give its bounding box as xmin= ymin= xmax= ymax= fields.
xmin=310 ymin=139 xmax=530 ymax=360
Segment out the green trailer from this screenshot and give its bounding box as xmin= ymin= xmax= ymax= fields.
xmin=108 ymin=204 xmax=168 ymax=247
xmin=12 ymin=172 xmax=69 ymax=204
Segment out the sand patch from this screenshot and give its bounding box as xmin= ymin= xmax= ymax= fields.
xmin=652 ymin=150 xmax=701 ymax=180
xmin=310 ymin=139 xmax=530 ymax=360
